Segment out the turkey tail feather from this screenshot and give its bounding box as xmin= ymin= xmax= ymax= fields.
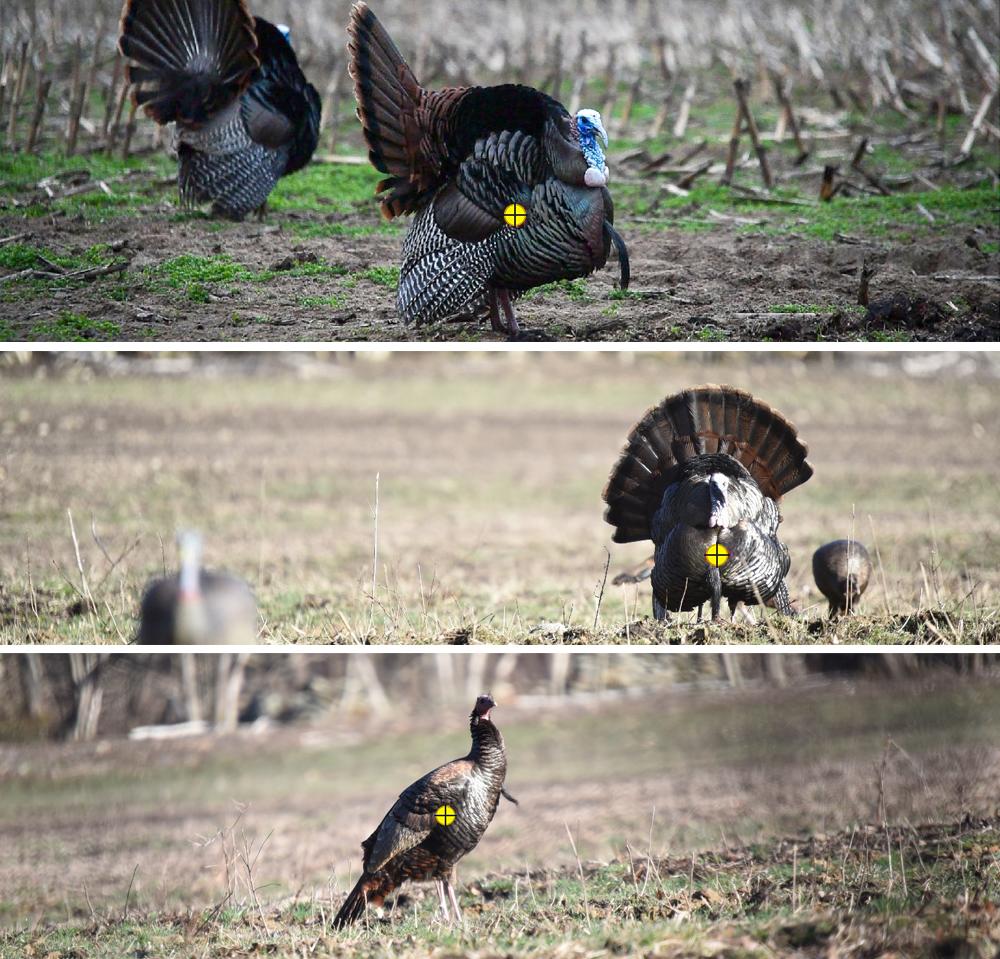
xmin=118 ymin=0 xmax=259 ymax=126
xmin=347 ymin=2 xmax=426 ymax=217
xmin=603 ymin=385 xmax=812 ymax=543
xmin=604 ymin=221 xmax=630 ymax=290
xmin=333 ymin=873 xmax=390 ymax=928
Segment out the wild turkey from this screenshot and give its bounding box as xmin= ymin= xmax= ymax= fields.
xmin=813 ymin=540 xmax=872 ymax=617
xmin=346 ymin=3 xmax=629 ymax=337
xmin=603 ymin=385 xmax=813 ymax=621
xmin=119 ymin=0 xmax=321 ymax=220
xmin=334 ymin=694 xmax=515 ymax=927
xmin=137 ymin=531 xmax=257 ymax=643
xmin=612 ymin=555 xmax=655 ymax=586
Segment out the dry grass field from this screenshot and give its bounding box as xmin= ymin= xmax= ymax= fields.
xmin=0 ymin=351 xmax=997 ymax=643
xmin=1 ymin=662 xmax=998 ymax=957
xmin=1 ymin=0 xmax=997 ymax=341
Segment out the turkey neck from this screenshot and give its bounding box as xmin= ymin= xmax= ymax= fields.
xmin=468 ymin=715 xmax=506 ymax=779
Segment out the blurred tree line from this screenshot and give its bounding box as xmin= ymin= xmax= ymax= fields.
xmin=1 ymin=351 xmax=994 ymax=380
xmin=0 ymin=651 xmax=991 ymax=744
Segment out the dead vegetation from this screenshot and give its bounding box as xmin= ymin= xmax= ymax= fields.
xmin=1 ymin=664 xmax=998 ymax=956
xmin=0 ymin=352 xmax=996 ymax=643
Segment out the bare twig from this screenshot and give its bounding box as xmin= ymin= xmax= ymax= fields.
xmin=122 ymin=864 xmax=139 ymax=921
xmin=593 ymin=547 xmax=611 ymax=630
xmin=67 ymin=508 xmax=95 ymax=612
xmin=733 ymin=78 xmax=772 ymax=189
xmin=564 ymin=823 xmax=591 ymax=926
xmin=673 ymin=79 xmax=696 ymax=138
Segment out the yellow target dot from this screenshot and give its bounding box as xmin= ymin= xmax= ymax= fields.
xmin=435 ymin=804 xmax=456 ymax=826
xmin=503 ymin=202 xmax=528 ymax=228
xmin=705 ymin=543 xmax=729 ymax=567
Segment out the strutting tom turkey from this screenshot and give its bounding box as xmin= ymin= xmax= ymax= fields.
xmin=346 ymin=3 xmax=629 ymax=337
xmin=603 ymin=385 xmax=813 ymax=621
xmin=333 ymin=694 xmax=516 ymax=927
xmin=119 ymin=0 xmax=321 ymax=219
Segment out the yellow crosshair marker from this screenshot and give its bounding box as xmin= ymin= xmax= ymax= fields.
xmin=435 ymin=804 xmax=456 ymax=826
xmin=705 ymin=543 xmax=729 ymax=567
xmin=503 ymin=202 xmax=527 ymax=227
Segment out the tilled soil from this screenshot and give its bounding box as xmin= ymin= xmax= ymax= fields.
xmin=2 ymin=681 xmax=997 ymax=920
xmin=1 ymin=205 xmax=997 ymax=341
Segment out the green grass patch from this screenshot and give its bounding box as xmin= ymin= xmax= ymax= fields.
xmin=0 ymin=151 xmax=178 ymax=221
xmin=357 ymin=265 xmax=400 ymax=287
xmin=144 ymin=253 xmax=348 ymax=300
xmin=0 ymin=150 xmax=172 ymax=191
xmin=298 ymin=294 xmax=346 ymax=308
xmin=524 ymin=278 xmax=590 ymax=301
xmin=768 ymin=303 xmax=839 ymax=314
xmin=267 ymin=162 xmax=385 ymax=215
xmin=0 ymin=242 xmax=109 ymax=274
xmin=28 ymin=311 xmax=121 ymax=341
xmin=693 ymin=325 xmax=727 ymax=341
xmin=617 ymin=176 xmax=998 ymax=244
xmin=155 ymin=253 xmax=256 ymax=288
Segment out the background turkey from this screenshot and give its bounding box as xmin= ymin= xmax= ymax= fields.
xmin=346 ymin=2 xmax=629 ymax=337
xmin=603 ymin=385 xmax=813 ymax=621
xmin=118 ymin=0 xmax=321 ymax=220
xmin=136 ymin=531 xmax=258 ymax=643
xmin=813 ymin=540 xmax=873 ymax=617
xmin=612 ymin=556 xmax=655 ymax=586
xmin=333 ymin=694 xmax=515 ymax=927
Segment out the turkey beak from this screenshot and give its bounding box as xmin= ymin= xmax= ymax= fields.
xmin=594 ymin=116 xmax=609 ymax=149
xmin=707 ymin=475 xmax=729 ymax=529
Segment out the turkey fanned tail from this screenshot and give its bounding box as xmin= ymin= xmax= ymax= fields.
xmin=603 ymin=385 xmax=812 ymax=619
xmin=119 ymin=0 xmax=259 ymax=126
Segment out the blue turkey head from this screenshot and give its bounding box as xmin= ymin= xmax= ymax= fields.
xmin=276 ymin=23 xmax=293 ymax=45
xmin=575 ymin=109 xmax=609 ymax=187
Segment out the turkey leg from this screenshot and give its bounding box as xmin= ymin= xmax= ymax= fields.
xmin=435 ymin=879 xmax=451 ymax=922
xmin=652 ymin=592 xmax=668 ymax=621
xmin=444 ymin=875 xmax=464 ymax=924
xmin=708 ymin=566 xmax=723 ymax=620
xmin=488 ymin=290 xmax=507 ymax=334
xmin=497 ymin=289 xmax=520 ymax=337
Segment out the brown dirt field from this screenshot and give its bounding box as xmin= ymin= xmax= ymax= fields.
xmin=2 ymin=209 xmax=997 ymax=342
xmin=1 ymin=674 xmax=997 ymax=923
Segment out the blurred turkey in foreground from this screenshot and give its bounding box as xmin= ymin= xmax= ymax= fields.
xmin=137 ymin=531 xmax=257 ymax=643
xmin=119 ymin=0 xmax=320 ymax=219
xmin=333 ymin=694 xmax=516 ymax=927
xmin=603 ymin=385 xmax=813 ymax=621
xmin=347 ymin=3 xmax=629 ymax=337
xmin=813 ymin=540 xmax=873 ymax=617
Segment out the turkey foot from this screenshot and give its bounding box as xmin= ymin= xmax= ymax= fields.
xmin=488 ymin=288 xmax=520 ymax=337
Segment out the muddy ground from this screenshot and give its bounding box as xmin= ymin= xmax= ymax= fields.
xmin=2 ymin=191 xmax=997 ymax=342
